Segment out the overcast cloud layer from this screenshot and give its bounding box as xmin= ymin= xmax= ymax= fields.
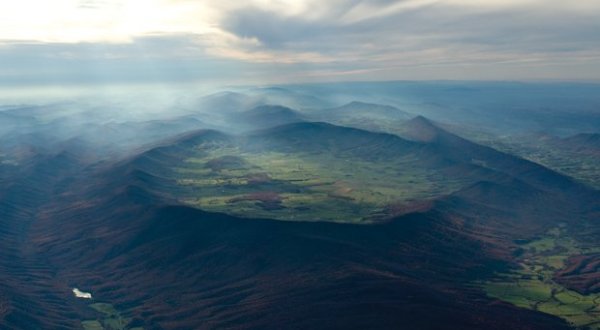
xmin=1 ymin=0 xmax=599 ymax=85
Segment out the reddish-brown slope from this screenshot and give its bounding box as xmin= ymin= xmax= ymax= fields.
xmin=555 ymin=254 xmax=600 ymax=294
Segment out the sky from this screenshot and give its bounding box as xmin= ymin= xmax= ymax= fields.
xmin=1 ymin=0 xmax=600 ymax=86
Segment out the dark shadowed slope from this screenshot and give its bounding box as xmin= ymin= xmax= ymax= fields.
xmin=29 ymin=189 xmax=572 ymax=330
xmin=0 ymin=151 xmax=92 ymax=329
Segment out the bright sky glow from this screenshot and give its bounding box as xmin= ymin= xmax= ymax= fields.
xmin=0 ymin=0 xmax=214 ymax=42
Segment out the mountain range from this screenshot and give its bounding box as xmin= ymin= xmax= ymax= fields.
xmin=0 ymin=86 xmax=599 ymax=329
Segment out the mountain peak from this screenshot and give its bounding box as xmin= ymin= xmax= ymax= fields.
xmin=409 ymin=115 xmax=435 ymax=125
xmin=399 ymin=115 xmax=441 ymax=142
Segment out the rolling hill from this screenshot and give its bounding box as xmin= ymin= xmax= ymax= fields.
xmin=0 ymin=116 xmax=595 ymax=329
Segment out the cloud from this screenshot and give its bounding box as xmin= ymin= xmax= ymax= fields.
xmin=213 ymin=0 xmax=600 ymax=79
xmin=220 ymin=0 xmax=600 ymax=55
xmin=0 ymin=0 xmax=599 ymax=83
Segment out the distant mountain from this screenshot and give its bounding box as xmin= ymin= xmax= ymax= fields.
xmin=247 ymin=121 xmax=414 ymax=157
xmin=248 ymin=86 xmax=331 ymax=109
xmin=327 ymin=101 xmax=413 ymax=120
xmin=195 ymin=88 xmax=329 ymax=117
xmin=196 ymin=91 xmax=260 ymax=113
xmin=234 ymin=105 xmax=305 ymax=130
xmin=308 ymin=101 xmax=413 ymax=133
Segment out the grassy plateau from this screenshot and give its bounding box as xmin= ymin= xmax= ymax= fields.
xmin=167 ymin=139 xmax=468 ymax=223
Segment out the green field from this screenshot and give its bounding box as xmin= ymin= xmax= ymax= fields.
xmin=81 ymin=302 xmax=142 ymax=330
xmin=168 ymin=141 xmax=468 ymax=222
xmin=482 ymin=227 xmax=600 ymax=329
